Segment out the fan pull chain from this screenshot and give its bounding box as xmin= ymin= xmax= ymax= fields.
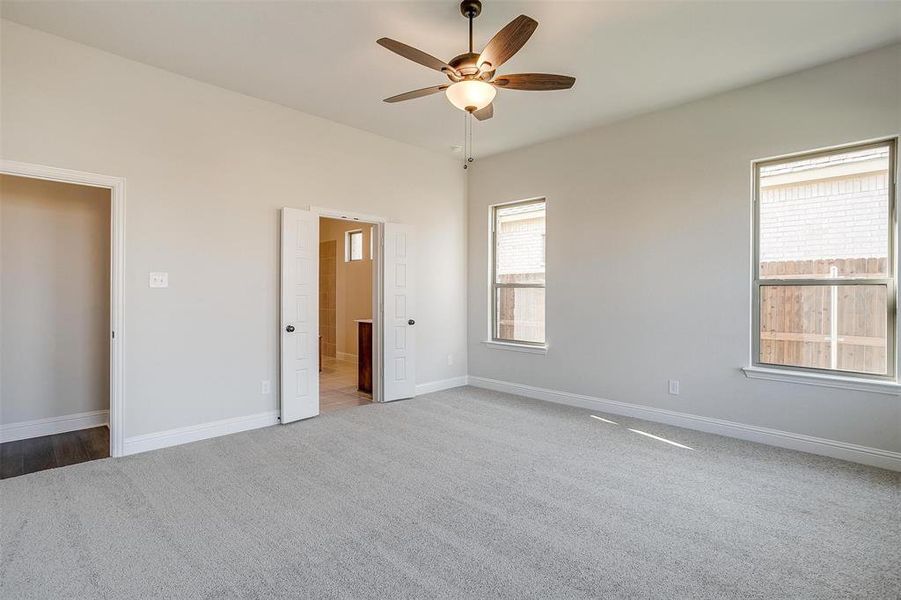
xmin=469 ymin=112 xmax=475 ymax=167
xmin=463 ymin=111 xmax=469 ymax=169
xmin=463 ymin=112 xmax=475 ymax=170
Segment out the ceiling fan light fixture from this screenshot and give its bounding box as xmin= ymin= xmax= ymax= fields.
xmin=445 ymin=80 xmax=496 ymax=112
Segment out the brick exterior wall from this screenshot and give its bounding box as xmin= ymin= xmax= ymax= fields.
xmin=759 ymin=148 xmax=889 ymax=264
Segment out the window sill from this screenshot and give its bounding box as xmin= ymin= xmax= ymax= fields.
xmin=741 ymin=366 xmax=901 ymax=395
xmin=482 ymin=340 xmax=548 ymax=355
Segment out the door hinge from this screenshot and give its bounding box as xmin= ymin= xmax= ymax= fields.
xmin=111 ymin=330 xmax=116 ymax=339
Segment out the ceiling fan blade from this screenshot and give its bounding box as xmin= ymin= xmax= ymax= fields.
xmin=473 ymin=103 xmax=493 ymax=121
xmin=477 ymin=15 xmax=538 ymax=72
xmin=493 ymin=73 xmax=576 ymax=91
xmin=377 ymin=38 xmax=459 ymax=76
xmin=383 ymin=85 xmax=448 ymax=103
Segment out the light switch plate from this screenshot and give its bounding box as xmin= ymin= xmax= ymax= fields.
xmin=149 ymin=272 xmax=169 ymax=288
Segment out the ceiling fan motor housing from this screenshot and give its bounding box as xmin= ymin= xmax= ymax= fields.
xmin=448 ymin=52 xmax=494 ymax=80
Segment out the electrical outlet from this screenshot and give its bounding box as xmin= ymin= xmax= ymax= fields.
xmin=668 ymin=380 xmax=680 ymax=396
xmin=149 ymin=272 xmax=168 ymax=288
xmin=447 ymin=354 xmax=454 ymax=366
xmin=261 ymin=380 xmax=271 ymax=394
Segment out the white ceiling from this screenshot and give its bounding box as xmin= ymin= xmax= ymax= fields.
xmin=2 ymin=1 xmax=899 ymax=157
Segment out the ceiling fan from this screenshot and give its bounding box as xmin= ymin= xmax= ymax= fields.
xmin=377 ymin=0 xmax=575 ymax=121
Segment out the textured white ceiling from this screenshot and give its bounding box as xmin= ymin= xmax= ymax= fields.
xmin=2 ymin=1 xmax=899 ymax=157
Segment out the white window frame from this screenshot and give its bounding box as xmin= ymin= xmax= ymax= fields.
xmin=488 ymin=197 xmax=547 ymax=349
xmin=345 ymin=229 xmax=364 ymax=262
xmin=747 ymin=137 xmax=900 ymax=389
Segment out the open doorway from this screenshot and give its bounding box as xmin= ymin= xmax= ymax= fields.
xmin=280 ymin=207 xmax=414 ymax=424
xmin=0 ymin=174 xmax=111 ymax=478
xmin=318 ymin=217 xmax=375 ymax=412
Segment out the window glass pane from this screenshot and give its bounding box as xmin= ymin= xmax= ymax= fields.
xmin=758 ymin=145 xmax=890 ymax=279
xmin=496 ymin=287 xmax=545 ymax=344
xmin=495 ymin=201 xmax=545 ymax=285
xmin=349 ymin=231 xmax=363 ymax=261
xmin=759 ymin=285 xmax=887 ymax=375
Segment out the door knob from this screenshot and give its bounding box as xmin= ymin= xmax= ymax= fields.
xmin=408 ymin=319 xmax=415 ymax=325
xmin=285 ymin=325 xmax=295 ymax=333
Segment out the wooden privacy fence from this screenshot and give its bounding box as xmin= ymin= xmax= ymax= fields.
xmin=496 ymin=272 xmax=544 ymax=343
xmin=759 ymin=257 xmax=888 ymax=375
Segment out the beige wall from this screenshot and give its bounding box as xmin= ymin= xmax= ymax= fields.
xmin=1 ymin=175 xmax=110 ymax=424
xmin=0 ymin=21 xmax=467 ymax=439
xmin=320 ymin=218 xmax=373 ymax=358
xmin=467 ymin=43 xmax=901 ymax=454
xmin=319 ymin=240 xmax=337 ymax=358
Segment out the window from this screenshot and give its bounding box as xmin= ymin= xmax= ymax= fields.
xmin=345 ymin=229 xmax=363 ymax=261
xmin=491 ymin=198 xmax=546 ymax=345
xmin=753 ymin=140 xmax=896 ymax=378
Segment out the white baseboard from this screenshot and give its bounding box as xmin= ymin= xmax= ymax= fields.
xmin=123 ymin=410 xmax=279 ymax=456
xmin=115 ymin=374 xmax=900 ymax=470
xmin=336 ymin=351 xmax=357 ymax=362
xmin=416 ymin=376 xmax=470 ymax=396
xmin=120 ymin=375 xmax=470 ymax=457
xmin=468 ymin=376 xmax=901 ymax=471
xmin=1 ymin=410 xmax=109 ymax=443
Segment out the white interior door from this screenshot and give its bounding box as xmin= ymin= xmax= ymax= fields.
xmin=280 ymin=207 xmax=319 ymax=423
xmin=383 ymin=223 xmax=416 ymax=401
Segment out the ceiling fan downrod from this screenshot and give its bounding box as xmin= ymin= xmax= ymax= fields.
xmin=460 ymin=0 xmax=482 ymax=53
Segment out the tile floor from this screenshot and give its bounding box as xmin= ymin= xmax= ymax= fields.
xmin=320 ymin=355 xmax=372 ymax=413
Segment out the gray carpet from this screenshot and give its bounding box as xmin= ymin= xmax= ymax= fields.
xmin=1 ymin=387 xmax=899 ymax=599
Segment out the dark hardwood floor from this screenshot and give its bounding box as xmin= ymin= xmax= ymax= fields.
xmin=0 ymin=426 xmax=109 ymax=479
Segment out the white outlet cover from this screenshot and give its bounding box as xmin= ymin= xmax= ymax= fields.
xmin=149 ymin=272 xmax=168 ymax=288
